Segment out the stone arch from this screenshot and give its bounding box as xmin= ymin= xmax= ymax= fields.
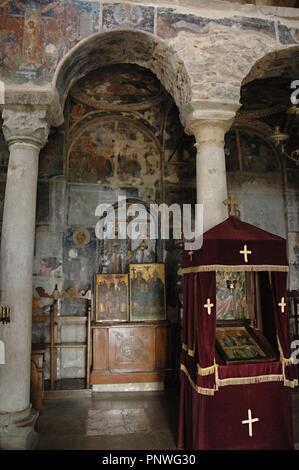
xmin=53 ymin=29 xmax=192 ymax=116
xmin=171 ymin=26 xmax=279 ymax=110
xmin=241 ymin=45 xmax=299 ymax=87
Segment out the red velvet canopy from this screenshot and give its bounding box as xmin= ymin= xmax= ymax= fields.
xmin=178 ymin=216 xmax=297 ymax=450
xmin=183 ymin=216 xmax=288 ymax=271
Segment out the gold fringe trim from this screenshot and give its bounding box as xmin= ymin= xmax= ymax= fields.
xmin=182 ymin=264 xmax=289 ymax=274
xmin=197 ymin=362 xmax=217 ymax=376
xmin=284 ymin=379 xmax=298 ymax=388
xmin=217 ymin=374 xmax=284 ymax=387
xmin=182 ymin=343 xmax=195 ymax=357
xmin=181 ymin=363 xmax=298 ymax=394
xmin=180 ymin=364 xmax=216 ymax=396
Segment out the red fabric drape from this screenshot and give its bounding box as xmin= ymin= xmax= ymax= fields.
xmin=271 ymin=271 xmax=291 ymax=359
xmin=179 ymin=217 xmax=295 ymax=450
xmin=182 ymin=216 xmax=288 ymax=269
xmin=195 ymin=272 xmax=216 ymax=369
xmin=182 ymin=273 xmax=196 ymax=356
xmin=182 ymin=272 xmax=216 ymax=369
xmin=178 ymin=376 xmax=294 ymax=450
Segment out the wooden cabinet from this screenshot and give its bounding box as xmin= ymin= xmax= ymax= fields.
xmin=90 ymin=321 xmax=170 ymax=386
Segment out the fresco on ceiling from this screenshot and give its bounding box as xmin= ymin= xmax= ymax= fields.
xmin=71 ymin=64 xmax=165 ymax=111
xmin=225 ymin=129 xmax=280 ymax=173
xmin=0 ymin=0 xmax=99 ymax=82
xmin=68 ymin=119 xmax=161 ymax=200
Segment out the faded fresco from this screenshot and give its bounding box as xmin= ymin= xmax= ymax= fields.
xmin=63 ymin=227 xmax=96 ymax=293
xmin=68 ymin=119 xmax=161 ymax=201
xmin=225 ymin=127 xmax=286 ymax=237
xmin=71 ymin=64 xmax=164 ymax=111
xmin=0 ymin=0 xmax=99 ymax=82
xmin=225 ymin=129 xmax=280 ymax=173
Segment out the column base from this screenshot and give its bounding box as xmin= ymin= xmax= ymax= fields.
xmin=0 ymin=407 xmax=39 ymax=450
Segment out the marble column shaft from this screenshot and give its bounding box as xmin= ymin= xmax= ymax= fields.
xmin=0 ymin=108 xmax=48 ymax=448
xmin=185 ymin=106 xmax=237 ymax=232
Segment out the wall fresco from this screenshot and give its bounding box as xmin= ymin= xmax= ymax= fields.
xmin=157 ymin=8 xmax=276 ymax=40
xmin=0 ymin=0 xmax=99 ymax=82
xmin=225 ymin=129 xmax=280 ymax=173
xmin=63 ymin=227 xmax=96 ymax=292
xmin=102 ymin=3 xmax=154 ymax=33
xmin=68 ymin=119 xmax=161 ymax=201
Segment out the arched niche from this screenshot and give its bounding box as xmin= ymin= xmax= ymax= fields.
xmin=53 ymin=29 xmax=191 ymax=117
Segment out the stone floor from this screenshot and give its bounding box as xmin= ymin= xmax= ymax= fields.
xmin=36 ymin=389 xmax=299 ymax=450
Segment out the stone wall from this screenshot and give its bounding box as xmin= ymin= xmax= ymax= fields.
xmin=1 ymin=0 xmax=299 ymax=112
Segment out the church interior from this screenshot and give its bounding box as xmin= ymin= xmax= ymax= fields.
xmin=0 ymin=0 xmax=299 ymax=451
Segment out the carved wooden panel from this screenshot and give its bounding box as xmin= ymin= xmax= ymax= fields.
xmin=109 ymin=326 xmax=155 ymax=371
xmin=90 ymin=322 xmax=170 ymax=384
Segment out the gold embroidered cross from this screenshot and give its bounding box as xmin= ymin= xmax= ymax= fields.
xmin=188 ymin=250 xmax=194 ymax=261
xmin=204 ymin=298 xmax=214 ymax=315
xmin=278 ymin=297 xmax=286 ymax=313
xmin=242 ymin=409 xmax=259 ymax=437
xmin=240 ymin=244 xmax=252 ymax=263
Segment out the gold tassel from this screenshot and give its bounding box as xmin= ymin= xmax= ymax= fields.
xmin=197 ymin=361 xmax=217 ymax=376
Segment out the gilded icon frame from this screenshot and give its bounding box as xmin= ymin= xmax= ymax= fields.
xmin=95 ymin=274 xmax=129 ymax=322
xmin=215 ymin=321 xmax=276 ymax=364
xmin=129 ymin=263 xmax=166 ymax=321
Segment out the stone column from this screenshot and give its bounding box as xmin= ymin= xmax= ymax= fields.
xmin=0 ymin=107 xmax=49 ymax=449
xmin=184 ymin=104 xmax=238 ymax=232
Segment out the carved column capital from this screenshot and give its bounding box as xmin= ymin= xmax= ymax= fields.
xmin=2 ymin=107 xmax=49 ymax=149
xmin=181 ymin=101 xmax=240 ymax=145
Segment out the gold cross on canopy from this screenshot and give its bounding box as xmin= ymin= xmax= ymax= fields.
xmin=204 ymin=298 xmax=214 ymax=315
xmin=278 ymin=297 xmax=286 ymax=313
xmin=188 ymin=250 xmax=194 ymax=261
xmin=240 ymin=244 xmax=252 ymax=263
xmin=242 ymin=409 xmax=259 ymax=437
xmin=223 ymin=192 xmax=240 ymax=216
